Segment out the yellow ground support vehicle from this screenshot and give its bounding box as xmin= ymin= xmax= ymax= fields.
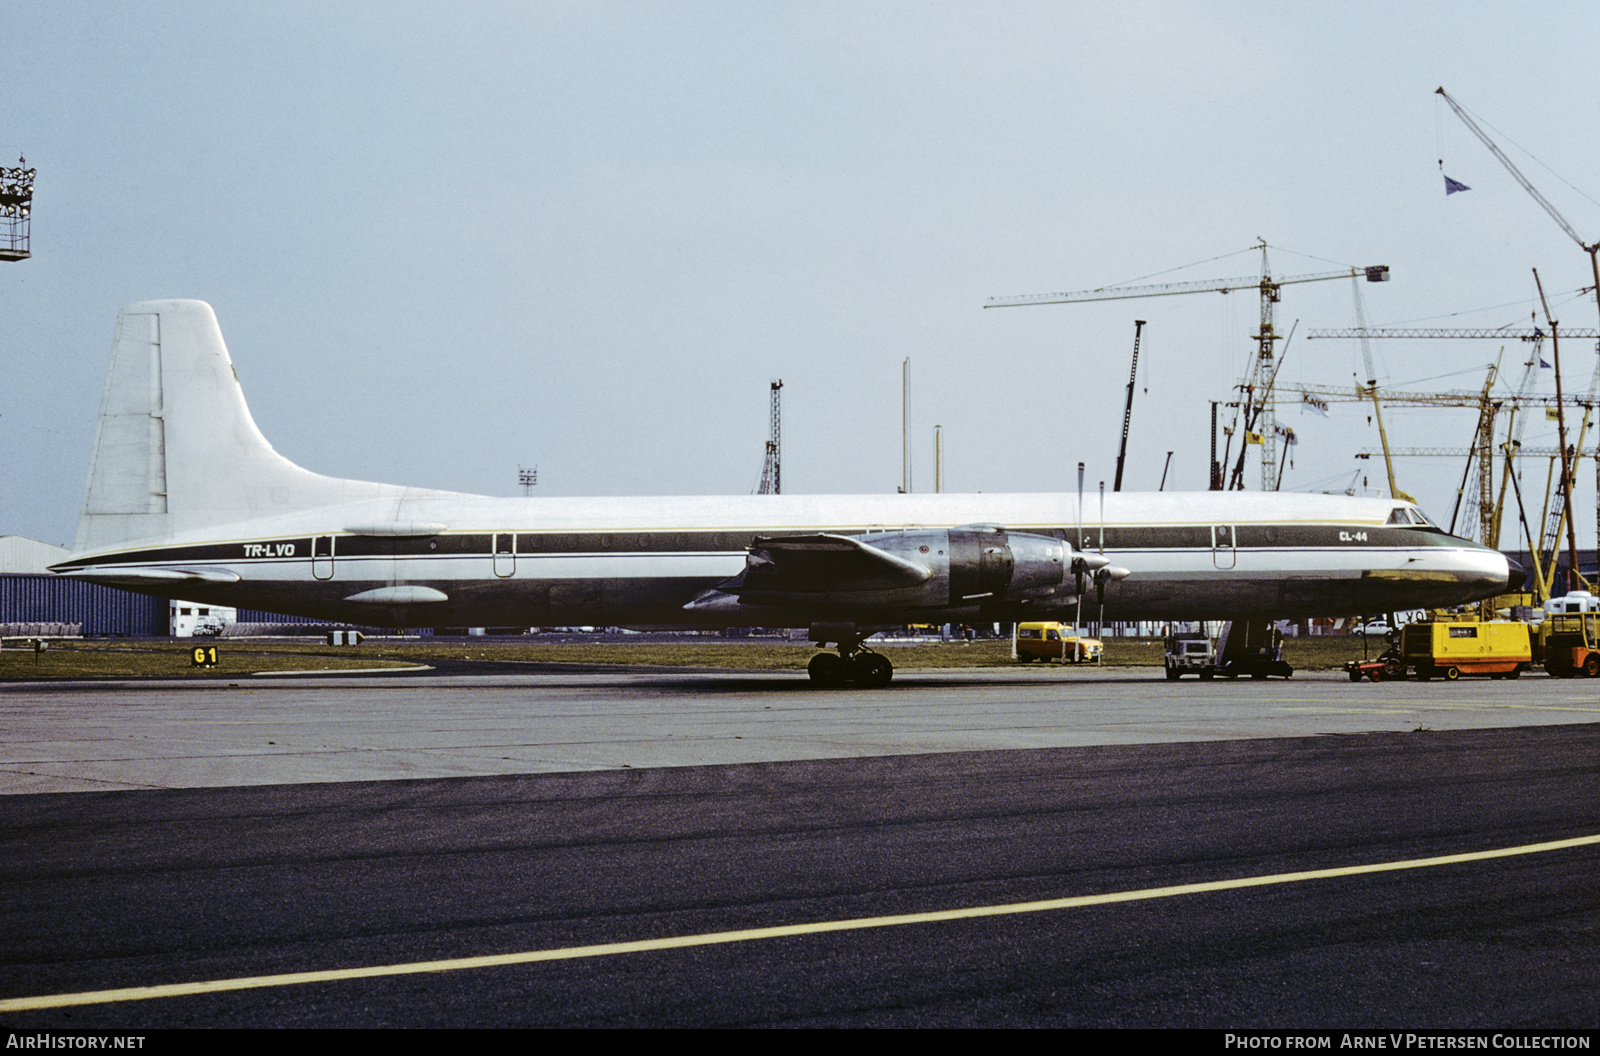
xmin=1540 ymin=613 xmax=1600 ymax=678
xmin=1399 ymin=620 xmax=1531 ymax=681
xmin=1015 ymin=622 xmax=1102 ymax=663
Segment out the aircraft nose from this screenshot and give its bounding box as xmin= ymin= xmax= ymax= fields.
xmin=1504 ymin=556 xmax=1528 ymax=593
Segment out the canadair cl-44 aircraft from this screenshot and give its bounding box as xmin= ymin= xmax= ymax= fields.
xmin=53 ymin=301 xmax=1519 ymax=686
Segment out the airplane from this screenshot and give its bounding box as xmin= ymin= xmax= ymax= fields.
xmin=51 ymin=300 xmax=1521 ymax=686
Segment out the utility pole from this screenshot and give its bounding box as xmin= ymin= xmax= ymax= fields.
xmin=901 ymin=357 xmax=911 ymax=494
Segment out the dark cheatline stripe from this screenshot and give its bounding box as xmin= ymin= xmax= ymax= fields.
xmin=52 ymin=524 xmax=1470 ymax=570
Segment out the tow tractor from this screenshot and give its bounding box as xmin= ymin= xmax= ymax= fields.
xmin=1346 ymin=622 xmax=1403 ymax=682
xmin=1346 ymin=651 xmax=1405 ymax=682
xmin=1541 ymin=611 xmax=1600 ymax=678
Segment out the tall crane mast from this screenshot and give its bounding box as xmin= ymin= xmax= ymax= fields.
xmin=986 ymin=241 xmax=1389 ymax=491
xmin=757 ymin=380 xmax=782 ymax=495
xmin=1345 ymin=274 xmax=1409 ymax=503
xmin=1113 ymin=320 xmax=1145 ymax=491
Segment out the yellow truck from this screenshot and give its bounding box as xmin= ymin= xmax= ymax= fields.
xmin=1539 ymin=612 xmax=1600 ymax=678
xmin=1399 ymin=620 xmax=1531 ymax=681
xmin=1015 ymin=622 xmax=1103 ymax=663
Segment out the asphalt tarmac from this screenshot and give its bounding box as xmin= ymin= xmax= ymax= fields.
xmin=1 ymin=666 xmax=1597 ymax=1028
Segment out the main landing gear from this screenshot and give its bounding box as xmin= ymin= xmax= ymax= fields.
xmin=807 ymin=631 xmax=894 ymax=688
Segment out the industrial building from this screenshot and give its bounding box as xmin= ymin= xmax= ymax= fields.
xmin=1 ymin=535 xmax=333 ymax=637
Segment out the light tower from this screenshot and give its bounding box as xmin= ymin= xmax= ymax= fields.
xmin=1 ymin=157 xmax=34 ymax=262
xmin=757 ymin=380 xmax=782 ymax=494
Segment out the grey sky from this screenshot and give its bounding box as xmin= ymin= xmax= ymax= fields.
xmin=4 ymin=1 xmax=1599 ymax=549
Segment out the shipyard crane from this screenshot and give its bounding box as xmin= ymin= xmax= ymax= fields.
xmin=1438 ymin=87 xmax=1600 ymax=583
xmin=1113 ymin=320 xmax=1145 ymax=491
xmin=1309 ymin=328 xmax=1599 ymax=340
xmin=1306 ymin=323 xmax=1600 ymax=546
xmin=1359 ymin=437 xmax=1597 ymax=600
xmin=1293 ymin=375 xmax=1592 ymax=550
xmin=757 ymin=380 xmax=782 ymax=495
xmin=1436 ymin=88 xmax=1600 ymax=327
xmin=1344 ymin=274 xmax=1411 ymax=504
xmin=986 ymin=241 xmax=1389 ymax=491
xmin=1533 ymin=268 xmax=1587 ymax=593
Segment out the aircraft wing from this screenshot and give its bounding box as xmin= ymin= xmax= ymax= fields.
xmin=739 ymin=533 xmax=933 ymax=593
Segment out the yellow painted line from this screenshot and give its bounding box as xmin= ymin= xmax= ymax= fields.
xmin=3 ymin=833 xmax=1596 ymax=1013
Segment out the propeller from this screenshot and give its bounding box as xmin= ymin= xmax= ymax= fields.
xmin=1093 ymin=564 xmax=1132 ymax=607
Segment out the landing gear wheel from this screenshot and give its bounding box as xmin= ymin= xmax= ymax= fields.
xmin=808 ymin=652 xmax=847 ymax=687
xmin=852 ymin=653 xmax=894 ymax=688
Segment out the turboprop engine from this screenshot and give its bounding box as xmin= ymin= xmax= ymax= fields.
xmin=707 ymin=523 xmax=1128 ymax=619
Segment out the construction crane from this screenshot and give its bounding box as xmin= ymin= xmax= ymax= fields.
xmin=1288 ymin=376 xmax=1592 ymax=549
xmin=1533 ymin=270 xmax=1588 ymax=593
xmin=1438 ymin=87 xmax=1600 ymax=587
xmin=1344 ymin=275 xmax=1410 ymax=503
xmin=1309 ymin=328 xmax=1598 ymax=340
xmin=757 ymin=380 xmax=782 ymax=495
xmin=0 ymin=156 xmax=34 ymax=262
xmin=1306 ymin=323 xmax=1599 ymax=542
xmin=1113 ymin=320 xmax=1145 ymax=491
xmin=1436 ymin=88 xmax=1600 ymax=328
xmin=1363 ymin=438 xmax=1597 ymax=601
xmin=986 ymin=241 xmax=1389 ymax=491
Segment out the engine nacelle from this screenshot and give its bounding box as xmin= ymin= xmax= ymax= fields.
xmin=722 ymin=524 xmax=1094 ymax=618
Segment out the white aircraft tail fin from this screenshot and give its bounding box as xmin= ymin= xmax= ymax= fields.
xmin=75 ymin=300 xmax=435 ymax=552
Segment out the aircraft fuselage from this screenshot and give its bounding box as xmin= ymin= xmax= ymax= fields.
xmin=54 ymin=491 xmax=1513 ymax=629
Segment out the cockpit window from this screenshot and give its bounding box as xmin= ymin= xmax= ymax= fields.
xmin=1387 ymin=506 xmax=1437 ymax=527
